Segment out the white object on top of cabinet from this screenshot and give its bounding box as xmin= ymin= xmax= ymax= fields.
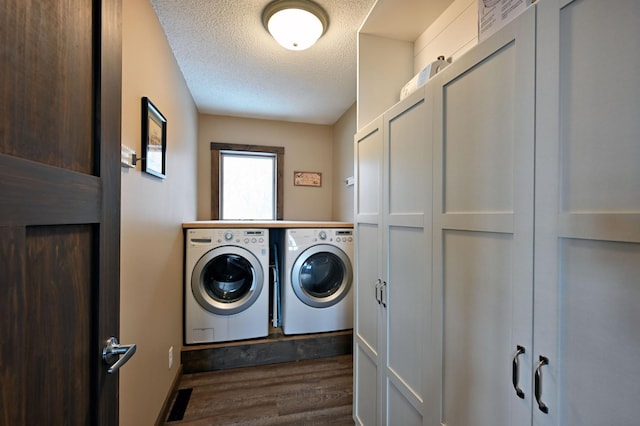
xmin=357 ymin=0 xmax=455 ymax=130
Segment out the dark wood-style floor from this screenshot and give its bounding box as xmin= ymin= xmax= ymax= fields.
xmin=163 ymin=354 xmax=354 ymax=425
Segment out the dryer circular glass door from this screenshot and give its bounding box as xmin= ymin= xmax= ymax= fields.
xmin=291 ymin=244 xmax=352 ymax=308
xmin=191 ymin=245 xmax=264 ymax=315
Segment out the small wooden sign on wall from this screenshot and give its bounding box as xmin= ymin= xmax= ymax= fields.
xmin=294 ymin=171 xmax=322 ymax=187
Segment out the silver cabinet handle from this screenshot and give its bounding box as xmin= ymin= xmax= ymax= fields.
xmin=380 ymin=281 xmax=387 ymax=308
xmin=512 ymin=345 xmax=526 ymax=399
xmin=534 ymin=355 xmax=549 ymax=413
xmin=375 ymin=279 xmax=382 ymax=304
xmin=102 ymin=337 xmax=137 ymax=374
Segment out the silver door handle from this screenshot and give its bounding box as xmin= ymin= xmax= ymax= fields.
xmin=380 ymin=281 xmax=387 ymax=308
xmin=102 ymin=337 xmax=137 ymax=374
xmin=375 ymin=279 xmax=382 ymax=304
xmin=534 ymin=355 xmax=549 ymax=414
xmin=512 ymin=345 xmax=526 ymax=399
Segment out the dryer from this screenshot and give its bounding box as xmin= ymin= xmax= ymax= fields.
xmin=185 ymin=228 xmax=269 ymax=344
xmin=281 ymin=228 xmax=354 ymax=335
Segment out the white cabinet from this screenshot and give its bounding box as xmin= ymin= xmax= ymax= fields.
xmin=429 ymin=1 xmax=640 ymax=424
xmin=431 ymin=6 xmax=536 ymax=425
xmin=354 ymin=87 xmax=434 ymax=425
xmin=356 ymin=1 xmax=640 ymax=425
xmin=533 ymin=0 xmax=640 ymax=424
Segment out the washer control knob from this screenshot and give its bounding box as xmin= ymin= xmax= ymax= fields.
xmin=251 ymin=238 xmax=257 ymax=243
xmin=259 ymin=237 xmax=264 ymax=243
xmin=244 ymin=238 xmax=250 ymax=243
xmin=319 ymin=231 xmax=327 ymax=240
xmin=224 ymin=232 xmax=234 ymax=241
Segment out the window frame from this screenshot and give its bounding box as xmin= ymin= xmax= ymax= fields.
xmin=210 ymin=142 xmax=284 ymax=220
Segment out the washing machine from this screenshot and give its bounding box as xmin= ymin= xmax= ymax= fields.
xmin=185 ymin=228 xmax=269 ymax=344
xmin=281 ymin=228 xmax=354 ymax=335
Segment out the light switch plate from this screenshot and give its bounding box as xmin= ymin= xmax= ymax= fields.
xmin=121 ymin=145 xmax=136 ymax=168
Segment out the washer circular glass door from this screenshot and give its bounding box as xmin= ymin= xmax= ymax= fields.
xmin=191 ymin=245 xmax=264 ymax=315
xmin=291 ymin=244 xmax=352 ymax=308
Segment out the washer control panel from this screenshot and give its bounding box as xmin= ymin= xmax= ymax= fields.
xmin=187 ymin=229 xmax=267 ymax=249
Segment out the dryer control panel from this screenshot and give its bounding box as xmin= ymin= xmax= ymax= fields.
xmin=334 ymin=230 xmax=353 ymax=243
xmin=288 ymin=228 xmax=353 ymax=246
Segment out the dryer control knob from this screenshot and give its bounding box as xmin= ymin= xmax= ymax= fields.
xmin=319 ymin=231 xmax=327 ymax=240
xmin=224 ymin=232 xmax=234 ymax=241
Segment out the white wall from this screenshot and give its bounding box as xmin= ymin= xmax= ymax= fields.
xmin=332 ymin=103 xmax=356 ymax=221
xmin=414 ymin=0 xmax=478 ymax=71
xmin=197 ymin=114 xmax=334 ymax=221
xmin=120 ymin=0 xmax=198 ymax=424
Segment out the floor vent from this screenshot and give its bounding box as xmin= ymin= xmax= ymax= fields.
xmin=166 ymin=388 xmax=192 ymax=422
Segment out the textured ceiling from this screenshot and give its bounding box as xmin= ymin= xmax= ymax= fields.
xmin=150 ymin=0 xmax=376 ymax=125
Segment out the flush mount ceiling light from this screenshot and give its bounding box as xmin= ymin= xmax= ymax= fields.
xmin=262 ymin=0 xmax=329 ymax=51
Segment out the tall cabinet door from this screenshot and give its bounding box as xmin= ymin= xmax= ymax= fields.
xmin=354 ymin=86 xmax=433 ymax=425
xmin=354 ymin=117 xmax=384 ymax=426
xmin=383 ymin=89 xmax=433 ymax=426
xmin=431 ymin=7 xmax=536 ymax=426
xmin=534 ymin=1 xmax=640 ymax=424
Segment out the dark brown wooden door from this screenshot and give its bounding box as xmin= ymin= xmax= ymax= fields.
xmin=0 ymin=0 xmax=122 ymax=424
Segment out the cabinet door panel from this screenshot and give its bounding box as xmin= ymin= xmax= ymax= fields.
xmin=557 ymin=0 xmax=640 ymax=213
xmin=388 ymin=381 xmax=422 ymax=426
xmin=388 ymin=99 xmax=427 ymax=215
xmin=383 ymin=89 xmax=433 ymax=425
xmin=355 ymin=345 xmax=379 ymax=426
xmin=442 ymin=42 xmax=515 ymax=214
xmin=356 ymin=223 xmax=380 ymax=353
xmin=432 ymin=6 xmax=535 ymax=426
xmin=357 ymin=126 xmax=383 ymax=217
xmin=442 ymin=230 xmax=516 ymax=426
xmin=355 ymin=118 xmax=384 ymax=425
xmin=387 ymin=226 xmax=426 ymax=402
xmin=557 ymin=239 xmax=640 ymax=425
xmin=535 ymin=1 xmax=640 ymax=425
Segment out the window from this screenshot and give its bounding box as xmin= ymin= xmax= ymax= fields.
xmin=210 ymin=143 xmax=284 ymax=220
xmin=221 ymin=152 xmax=275 ymax=219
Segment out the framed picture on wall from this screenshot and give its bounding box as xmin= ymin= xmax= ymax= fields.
xmin=294 ymin=171 xmax=322 ymax=187
xmin=141 ymin=97 xmax=167 ymax=179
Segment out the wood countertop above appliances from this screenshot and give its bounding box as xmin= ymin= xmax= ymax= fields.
xmin=182 ymin=220 xmax=353 ymax=229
